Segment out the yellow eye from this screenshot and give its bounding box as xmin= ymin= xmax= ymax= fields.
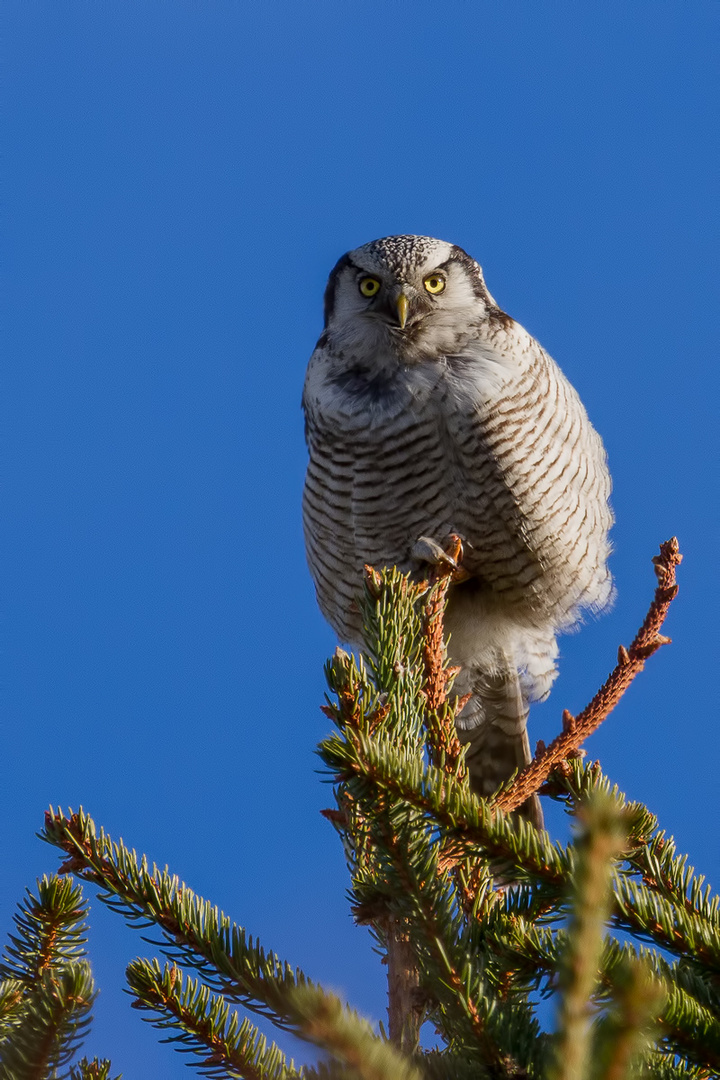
xmin=359 ymin=277 xmax=381 ymax=297
xmin=423 ymin=274 xmax=446 ymax=295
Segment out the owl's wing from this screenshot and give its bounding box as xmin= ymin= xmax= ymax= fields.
xmin=441 ymin=340 xmax=613 ymax=622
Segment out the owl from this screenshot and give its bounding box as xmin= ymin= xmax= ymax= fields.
xmin=302 ymin=235 xmax=613 ymax=828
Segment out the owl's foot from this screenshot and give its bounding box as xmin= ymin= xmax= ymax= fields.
xmin=412 ymin=534 xmax=470 ymax=582
xmin=412 ymin=535 xmax=458 ymax=568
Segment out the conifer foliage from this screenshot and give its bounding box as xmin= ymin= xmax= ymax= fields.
xmin=0 ymin=876 xmax=115 ymax=1079
xmin=2 ymin=539 xmax=717 ymax=1078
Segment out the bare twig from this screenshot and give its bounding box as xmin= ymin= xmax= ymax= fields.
xmin=493 ymin=538 xmax=682 ymax=817
xmin=420 ymin=534 xmax=468 ymax=776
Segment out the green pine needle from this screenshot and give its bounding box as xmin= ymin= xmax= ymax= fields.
xmin=0 ymin=876 xmax=97 ymax=1078
xmin=69 ymin=1057 xmax=121 ymax=1080
xmin=127 ymin=958 xmax=301 ymax=1080
xmin=0 ymin=963 xmax=95 ymax=1080
xmin=41 ymin=806 xmax=313 ymax=1031
xmin=18 ymin=563 xmax=717 ymax=1078
xmin=290 ymin=985 xmax=422 ymax=1080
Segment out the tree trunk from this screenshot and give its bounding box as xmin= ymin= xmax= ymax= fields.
xmin=386 ymin=918 xmax=423 ymax=1054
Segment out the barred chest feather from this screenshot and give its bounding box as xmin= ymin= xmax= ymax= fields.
xmin=303 ymin=327 xmax=613 ymax=645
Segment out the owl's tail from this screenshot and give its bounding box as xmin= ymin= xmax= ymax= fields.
xmin=454 ymin=662 xmax=543 ymax=831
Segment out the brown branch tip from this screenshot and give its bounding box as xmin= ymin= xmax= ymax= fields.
xmin=420 ymin=534 xmax=468 ymax=776
xmin=493 ymin=537 xmax=682 ymax=817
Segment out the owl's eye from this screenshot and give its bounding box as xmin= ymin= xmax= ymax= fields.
xmin=423 ymin=274 xmax=446 ymax=295
xmin=359 ymin=277 xmax=381 ymax=298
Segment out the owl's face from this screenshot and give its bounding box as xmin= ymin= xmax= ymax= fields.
xmin=322 ymin=235 xmax=501 ymax=362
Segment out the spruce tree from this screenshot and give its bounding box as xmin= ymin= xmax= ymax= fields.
xmin=3 ymin=538 xmax=717 ymax=1078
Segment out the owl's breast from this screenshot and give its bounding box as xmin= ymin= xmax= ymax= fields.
xmin=303 ymin=354 xmax=529 ymax=638
xmin=303 ymin=378 xmax=461 ymax=640
xmin=303 ymin=341 xmax=612 ymax=641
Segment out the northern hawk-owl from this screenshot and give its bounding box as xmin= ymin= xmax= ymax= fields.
xmin=303 ymin=235 xmax=613 ymax=827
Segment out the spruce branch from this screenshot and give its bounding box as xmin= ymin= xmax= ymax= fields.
xmin=69 ymin=1059 xmax=120 ymax=1080
xmin=612 ymin=872 xmax=720 ymax=976
xmin=0 ymin=876 xmax=89 ymax=986
xmin=126 ymin=959 xmax=301 ymax=1080
xmin=418 ymin=535 xmax=468 ymax=778
xmin=0 ymin=980 xmax=25 ymax=1033
xmin=491 ymin=908 xmax=719 ymax=1070
xmin=546 ymin=761 xmax=720 ymax=973
xmin=635 ymin=832 xmax=720 ymax=927
xmin=41 ymin=807 xmax=311 ymax=1030
xmin=323 ymin=745 xmax=547 ymax=1071
xmin=369 ymin=823 xmax=512 ymax=1072
xmin=349 ymin=779 xmax=500 ymax=1063
xmin=410 ymin=1053 xmax=492 ymax=1080
xmin=591 ymin=957 xmax=664 ymax=1080
xmin=493 ymin=538 xmax=682 ymax=815
xmin=358 ymin=565 xmax=427 ymax=747
xmin=0 ymin=876 xmax=97 ymax=1078
xmin=290 ymin=985 xmax=422 ymax=1080
xmin=549 ymin=793 xmax=630 ymax=1080
xmin=321 ymin=728 xmax=568 ymax=887
xmin=0 ymin=963 xmax=96 ymax=1080
xmin=640 ymin=1059 xmax=713 ymax=1080
xmin=325 ymin=568 xmax=433 ymax=1060
xmin=15 ymin=533 xmax=709 ymax=1076
xmin=603 ymin=945 xmax=719 ymax=1071
xmin=331 ymin=717 xmax=719 ymax=1072
xmin=321 ymin=565 xmax=547 ymax=1075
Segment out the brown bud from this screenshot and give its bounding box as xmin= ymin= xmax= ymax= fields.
xmin=651 ymin=554 xmax=665 ymax=583
xmin=363 ymin=565 xmax=383 ymax=597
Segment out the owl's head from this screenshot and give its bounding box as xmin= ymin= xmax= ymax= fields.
xmin=322 ymin=236 xmax=504 ymax=359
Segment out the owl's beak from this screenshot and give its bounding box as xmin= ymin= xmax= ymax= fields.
xmin=396 ymin=293 xmax=409 ymax=329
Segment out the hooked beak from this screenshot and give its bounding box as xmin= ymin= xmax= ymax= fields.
xmin=396 ymin=293 xmax=409 ymax=329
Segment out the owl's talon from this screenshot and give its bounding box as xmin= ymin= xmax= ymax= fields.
xmin=412 ymin=536 xmax=459 ymax=569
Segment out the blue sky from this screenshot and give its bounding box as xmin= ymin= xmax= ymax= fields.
xmin=4 ymin=2 xmax=718 ymax=1072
